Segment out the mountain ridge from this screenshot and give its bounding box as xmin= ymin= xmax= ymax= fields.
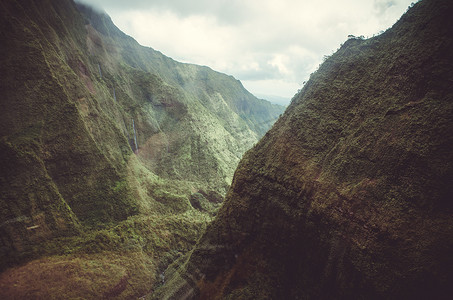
xmin=0 ymin=0 xmax=284 ymax=297
xmin=153 ymin=0 xmax=453 ymax=298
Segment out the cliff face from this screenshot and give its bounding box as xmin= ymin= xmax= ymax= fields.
xmin=155 ymin=0 xmax=453 ymax=298
xmin=76 ymin=3 xmax=284 ymax=191
xmin=0 ymin=0 xmax=283 ymax=297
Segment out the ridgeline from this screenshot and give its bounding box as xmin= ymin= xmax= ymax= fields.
xmin=154 ymin=0 xmax=453 ymax=298
xmin=0 ymin=0 xmax=284 ymax=298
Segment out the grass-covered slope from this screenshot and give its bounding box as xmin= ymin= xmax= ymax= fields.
xmin=75 ymin=2 xmax=285 ymax=194
xmin=77 ymin=4 xmax=283 ymax=138
xmin=0 ymin=0 xmax=283 ymax=298
xmin=154 ymin=0 xmax=453 ymax=298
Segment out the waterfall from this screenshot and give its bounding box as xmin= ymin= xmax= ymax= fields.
xmin=98 ymin=63 xmax=102 ymax=78
xmin=122 ymin=119 xmax=133 ymax=150
xmin=113 ymin=86 xmax=116 ymax=101
xmin=132 ymin=119 xmax=138 ymax=152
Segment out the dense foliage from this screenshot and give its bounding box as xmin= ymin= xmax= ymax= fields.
xmin=155 ymin=0 xmax=453 ymax=298
xmin=0 ymin=0 xmax=283 ymax=298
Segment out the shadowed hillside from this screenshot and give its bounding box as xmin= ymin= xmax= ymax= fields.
xmin=0 ymin=0 xmax=283 ymax=298
xmin=154 ymin=0 xmax=453 ymax=298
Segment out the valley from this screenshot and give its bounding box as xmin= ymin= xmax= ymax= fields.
xmin=0 ymin=0 xmax=283 ymax=298
xmin=1 ymin=0 xmax=452 ymax=299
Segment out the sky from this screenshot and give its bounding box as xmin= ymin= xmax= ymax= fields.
xmin=77 ymin=0 xmax=416 ymax=105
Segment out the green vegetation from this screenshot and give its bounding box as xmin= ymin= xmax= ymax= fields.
xmin=0 ymin=0 xmax=284 ymax=298
xmin=155 ymin=0 xmax=453 ymax=298
xmin=0 ymin=210 xmax=211 ymax=299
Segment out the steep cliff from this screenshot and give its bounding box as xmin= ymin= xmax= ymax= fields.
xmin=0 ymin=0 xmax=283 ymax=298
xmin=155 ymin=0 xmax=453 ymax=298
xmin=76 ymin=3 xmax=284 ymax=191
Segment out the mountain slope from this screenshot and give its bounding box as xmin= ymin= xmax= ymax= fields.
xmin=76 ymin=3 xmax=284 ymax=190
xmin=0 ymin=0 xmax=283 ymax=297
xmin=154 ymin=0 xmax=453 ymax=298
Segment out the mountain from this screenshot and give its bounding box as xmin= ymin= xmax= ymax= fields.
xmin=255 ymin=93 xmax=290 ymax=106
xmin=154 ymin=0 xmax=453 ymax=298
xmin=74 ymin=2 xmax=284 ymax=194
xmin=0 ymin=0 xmax=284 ymax=298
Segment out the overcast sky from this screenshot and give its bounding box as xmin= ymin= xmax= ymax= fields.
xmin=77 ymin=0 xmax=415 ymax=104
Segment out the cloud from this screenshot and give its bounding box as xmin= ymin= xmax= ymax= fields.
xmin=374 ymin=0 xmax=397 ymax=15
xmin=78 ymin=0 xmax=415 ymax=102
xmin=77 ymin=0 xmax=249 ymax=24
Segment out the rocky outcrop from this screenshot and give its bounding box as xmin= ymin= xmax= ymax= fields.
xmin=154 ymin=0 xmax=453 ymax=298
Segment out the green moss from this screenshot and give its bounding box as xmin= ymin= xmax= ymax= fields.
xmin=156 ymin=0 xmax=453 ymax=298
xmin=1 ymin=0 xmax=283 ymax=297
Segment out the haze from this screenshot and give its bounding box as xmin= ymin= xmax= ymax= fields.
xmin=77 ymin=0 xmax=415 ymax=105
